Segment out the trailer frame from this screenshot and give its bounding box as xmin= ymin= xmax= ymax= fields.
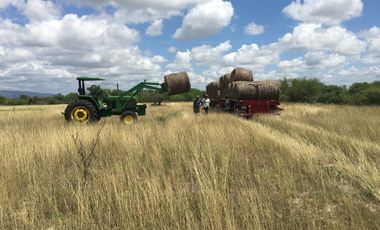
xmin=211 ymin=98 xmax=282 ymax=118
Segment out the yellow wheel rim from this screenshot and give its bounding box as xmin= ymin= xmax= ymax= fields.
xmin=71 ymin=106 xmax=90 ymax=123
xmin=123 ymin=115 xmax=134 ymax=124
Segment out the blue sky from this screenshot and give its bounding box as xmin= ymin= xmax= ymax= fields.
xmin=0 ymin=0 xmax=379 ymax=93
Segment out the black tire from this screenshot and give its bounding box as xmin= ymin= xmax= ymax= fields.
xmin=64 ymin=100 xmax=99 ymax=123
xmin=120 ymin=111 xmax=137 ymax=125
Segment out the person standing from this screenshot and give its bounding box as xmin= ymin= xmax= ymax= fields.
xmin=193 ymin=95 xmax=201 ymax=115
xmin=224 ymin=95 xmax=230 ymax=111
xmin=202 ymin=94 xmax=210 ymax=114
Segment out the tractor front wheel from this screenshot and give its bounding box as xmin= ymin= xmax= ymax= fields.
xmin=120 ymin=111 xmax=137 ymax=125
xmin=64 ymin=100 xmax=99 ymax=123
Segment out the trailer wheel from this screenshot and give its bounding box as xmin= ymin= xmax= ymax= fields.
xmin=120 ymin=111 xmax=137 ymax=125
xmin=64 ymin=100 xmax=99 ymax=123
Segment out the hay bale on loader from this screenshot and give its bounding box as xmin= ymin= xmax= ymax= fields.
xmin=164 ymin=72 xmax=191 ymax=95
xmin=230 ymin=67 xmax=253 ymax=82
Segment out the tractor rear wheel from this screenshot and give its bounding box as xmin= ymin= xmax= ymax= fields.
xmin=120 ymin=111 xmax=137 ymax=125
xmin=64 ymin=100 xmax=99 ymax=123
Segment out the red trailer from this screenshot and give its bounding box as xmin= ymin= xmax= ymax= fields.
xmin=210 ymin=98 xmax=282 ymax=118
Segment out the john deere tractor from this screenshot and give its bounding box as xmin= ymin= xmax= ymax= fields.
xmin=64 ymin=73 xmax=189 ymax=124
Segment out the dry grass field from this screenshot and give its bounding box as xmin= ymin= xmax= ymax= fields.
xmin=0 ymin=103 xmax=379 ymax=229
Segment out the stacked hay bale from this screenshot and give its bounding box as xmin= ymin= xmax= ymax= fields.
xmin=230 ymin=68 xmax=253 ymax=82
xmin=219 ymin=73 xmax=232 ymax=98
xmin=220 ymin=67 xmax=253 ymax=98
xmin=206 ymin=67 xmax=281 ymax=100
xmin=253 ymin=80 xmax=281 ymax=87
xmin=206 ymin=80 xmax=220 ymax=100
xmin=164 ymin=72 xmax=191 ymax=95
xmin=232 ymin=82 xmax=280 ymax=100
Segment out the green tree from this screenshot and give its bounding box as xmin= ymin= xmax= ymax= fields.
xmin=286 ymin=78 xmax=324 ymax=103
xmin=318 ymin=85 xmax=346 ymax=104
xmin=7 ymin=98 xmax=26 ymax=105
xmin=64 ymin=93 xmax=78 ymax=103
xmin=345 ymin=82 xmax=380 ymax=105
xmin=364 ymin=87 xmax=380 ymax=105
xmin=168 ymin=88 xmax=203 ymax=102
xmin=279 ymin=78 xmax=291 ymax=101
xmin=0 ymin=95 xmax=7 ymax=105
xmin=87 ymin=85 xmax=107 ymax=98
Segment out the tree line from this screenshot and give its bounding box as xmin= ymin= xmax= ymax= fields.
xmin=280 ymin=78 xmax=380 ymax=105
xmin=0 ymin=79 xmax=379 ymax=105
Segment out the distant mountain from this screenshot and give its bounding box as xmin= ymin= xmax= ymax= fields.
xmin=0 ymin=90 xmax=55 ymax=99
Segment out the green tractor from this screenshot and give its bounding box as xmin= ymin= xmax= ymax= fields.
xmin=64 ymin=73 xmax=190 ymax=124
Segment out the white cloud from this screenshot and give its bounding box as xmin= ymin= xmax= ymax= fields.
xmin=111 ymin=8 xmax=180 ymax=24
xmin=223 ymin=43 xmax=279 ymax=68
xmin=146 ymin=19 xmax=163 ymax=36
xmin=275 ymin=23 xmax=366 ymax=56
xmin=323 ymin=65 xmax=380 ymax=85
xmin=0 ymin=0 xmax=60 ymax=21
xmin=166 ymin=41 xmax=231 ymax=70
xmin=0 ymin=14 xmax=168 ymax=93
xmin=278 ymin=58 xmax=304 ymax=70
xmin=66 ymin=0 xmax=208 ymax=24
xmin=244 ymin=22 xmax=264 ymax=35
xmin=277 ymin=52 xmax=346 ymax=73
xmin=23 ymin=0 xmax=60 ymax=21
xmin=360 ymin=26 xmax=380 ymax=53
xmin=173 ymin=0 xmax=234 ymax=40
xmin=190 ymin=41 xmax=231 ymax=67
xmin=305 ymin=52 xmax=346 ymax=67
xmin=166 ymin=50 xmax=192 ymax=70
xmin=361 ymin=54 xmax=380 ymax=65
xmin=0 ymin=0 xmax=23 ymax=8
xmin=14 ymin=14 xmax=139 ymax=49
xmin=66 ymin=0 xmax=208 ymax=11
xmin=0 ymin=0 xmax=378 ymax=91
xmin=283 ymin=0 xmax=363 ymax=25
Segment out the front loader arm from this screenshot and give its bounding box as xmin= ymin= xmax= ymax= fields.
xmin=124 ymin=82 xmax=167 ymax=95
xmin=123 ymin=82 xmax=168 ymax=104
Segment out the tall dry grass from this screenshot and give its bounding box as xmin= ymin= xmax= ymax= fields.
xmin=0 ymin=103 xmax=379 ymax=229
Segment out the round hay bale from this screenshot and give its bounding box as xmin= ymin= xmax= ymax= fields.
xmin=232 ymin=82 xmax=258 ymax=100
xmin=232 ymin=82 xmax=280 ymax=100
xmin=231 ymin=67 xmax=253 ymax=82
xmin=219 ymin=75 xmax=225 ymax=86
xmin=206 ymin=80 xmax=221 ymax=100
xmin=220 ymin=87 xmax=226 ymax=98
xmin=256 ymin=83 xmax=280 ymax=100
xmin=206 ymin=85 xmax=216 ymax=100
xmin=229 ymin=81 xmax=247 ymax=99
xmin=254 ymin=80 xmax=280 ymax=87
xmin=211 ymin=80 xmax=220 ymax=90
xmin=220 ymin=73 xmax=232 ymax=86
xmin=224 ymin=83 xmax=235 ymax=98
xmin=206 ymin=83 xmax=213 ymax=98
xmin=164 ymin=72 xmax=191 ymax=95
